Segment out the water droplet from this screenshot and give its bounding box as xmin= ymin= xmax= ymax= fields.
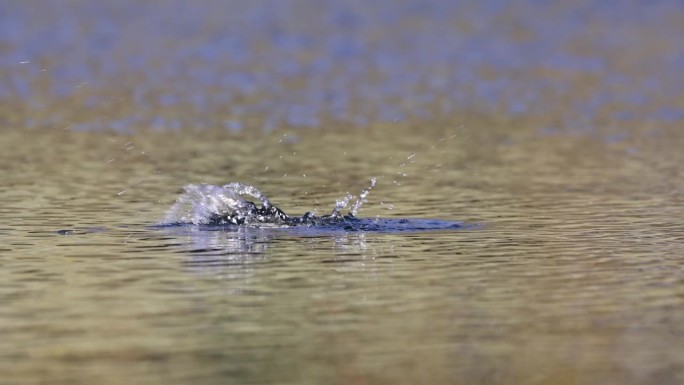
xmin=349 ymin=178 xmax=376 ymax=216
xmin=380 ymin=201 xmax=395 ymax=210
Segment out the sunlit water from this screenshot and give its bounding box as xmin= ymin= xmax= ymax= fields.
xmin=3 ymin=1 xmax=684 ymax=385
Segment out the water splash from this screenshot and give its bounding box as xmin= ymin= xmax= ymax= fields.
xmin=162 ymin=179 xmax=465 ymax=232
xmin=329 ymin=178 xmax=376 ymax=218
xmin=163 ymin=183 xmax=286 ymax=226
xmin=350 ymin=177 xmax=376 ymax=216
xmin=331 ymin=194 xmax=354 ymax=218
xmin=164 ymin=181 xmax=376 ymax=227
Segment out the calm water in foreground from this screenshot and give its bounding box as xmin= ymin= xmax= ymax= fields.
xmin=2 ymin=120 xmax=683 ymax=384
xmin=2 ymin=1 xmax=684 ymax=384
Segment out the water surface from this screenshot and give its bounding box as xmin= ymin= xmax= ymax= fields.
xmin=2 ymin=1 xmax=684 ymax=385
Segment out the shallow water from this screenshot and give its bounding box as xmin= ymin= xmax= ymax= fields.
xmin=3 ymin=1 xmax=684 ymax=385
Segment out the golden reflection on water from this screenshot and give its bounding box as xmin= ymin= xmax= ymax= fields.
xmin=2 ymin=115 xmax=684 ymax=384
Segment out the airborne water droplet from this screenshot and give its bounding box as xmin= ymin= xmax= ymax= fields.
xmin=349 ymin=177 xmax=376 ymax=216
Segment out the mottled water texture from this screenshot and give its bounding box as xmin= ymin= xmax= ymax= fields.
xmin=3 ymin=0 xmax=684 ymax=132
xmin=2 ymin=1 xmax=684 ymax=385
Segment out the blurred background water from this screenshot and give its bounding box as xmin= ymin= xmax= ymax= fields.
xmin=3 ymin=0 xmax=684 ymax=132
xmin=1 ymin=1 xmax=684 ymax=384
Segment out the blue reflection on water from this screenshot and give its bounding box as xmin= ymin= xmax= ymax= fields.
xmin=1 ymin=0 xmax=683 ymax=130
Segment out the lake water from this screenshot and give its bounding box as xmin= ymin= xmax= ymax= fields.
xmin=2 ymin=1 xmax=684 ymax=384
